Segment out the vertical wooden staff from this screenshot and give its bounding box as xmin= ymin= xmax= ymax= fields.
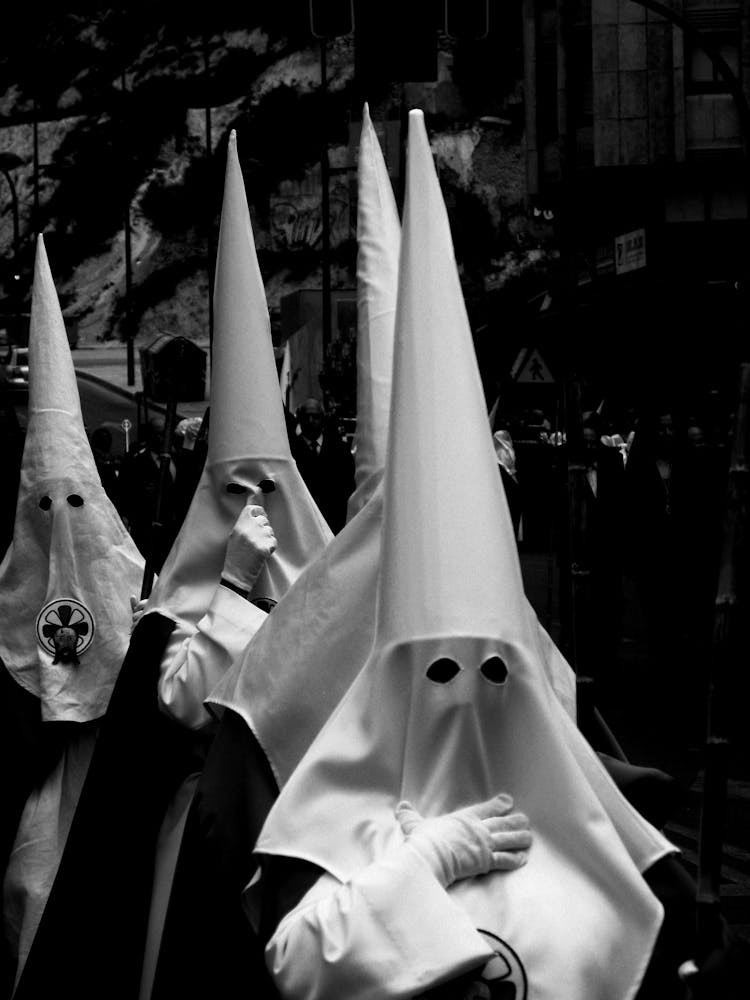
xmin=692 ymin=363 xmax=750 ymax=976
xmin=140 ymin=388 xmax=180 ymax=601
xmin=560 ymin=377 xmax=629 ymax=761
xmin=561 ymin=378 xmax=596 ymax=719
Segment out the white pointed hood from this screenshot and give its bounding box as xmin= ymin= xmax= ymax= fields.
xmin=147 ymin=132 xmax=332 ymax=628
xmin=346 ymin=104 xmax=400 ymax=520
xmin=255 ymin=112 xmax=673 ymax=999
xmin=209 ymin=115 xmax=573 ymax=778
xmin=0 ymin=236 xmax=144 ymax=721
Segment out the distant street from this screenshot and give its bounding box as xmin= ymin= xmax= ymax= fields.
xmin=13 ymin=377 xmax=139 ymax=455
xmin=77 ymin=378 xmax=139 ymax=451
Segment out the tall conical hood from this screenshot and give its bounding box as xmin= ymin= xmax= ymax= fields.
xmin=376 ymin=110 xmax=528 ymax=649
xmin=0 ymin=236 xmax=144 ymax=721
xmin=208 ymin=484 xmax=384 ymax=787
xmin=346 ymin=104 xmax=400 ymax=521
xmin=147 ymin=132 xmax=331 ymax=627
xmin=26 ymin=236 xmax=99 ymax=483
xmin=254 ymin=113 xmax=672 ymax=1000
xmin=209 ymin=112 xmax=576 ymax=781
xmin=208 ymin=130 xmax=291 ymax=464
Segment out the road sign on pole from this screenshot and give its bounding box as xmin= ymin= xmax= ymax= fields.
xmin=512 ymin=347 xmax=555 ymax=384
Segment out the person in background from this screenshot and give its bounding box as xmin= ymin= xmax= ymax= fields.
xmin=624 ymin=409 xmax=688 ymax=742
xmin=116 ymin=416 xmax=187 ymax=572
xmin=580 ymin=410 xmax=627 ymax=670
xmin=89 ymin=426 xmax=120 ymax=508
xmin=291 ymin=397 xmax=355 ymax=534
xmin=492 ymin=427 xmax=522 ymax=539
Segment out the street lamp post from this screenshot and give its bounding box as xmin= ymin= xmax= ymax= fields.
xmin=0 ymin=152 xmax=22 ymax=270
xmin=0 ymin=152 xmax=23 ymax=343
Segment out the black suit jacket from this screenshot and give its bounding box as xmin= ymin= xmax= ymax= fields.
xmin=291 ymin=431 xmax=355 ymax=534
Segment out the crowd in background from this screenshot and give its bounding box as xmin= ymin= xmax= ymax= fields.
xmin=0 ymin=374 xmax=735 ymax=724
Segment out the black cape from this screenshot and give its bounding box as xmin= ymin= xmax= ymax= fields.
xmin=13 ymin=613 xmax=201 ymax=1000
xmin=151 ymin=708 xmax=280 ymax=1000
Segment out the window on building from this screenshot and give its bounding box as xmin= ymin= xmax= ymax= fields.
xmin=686 ymin=31 xmax=740 ymax=94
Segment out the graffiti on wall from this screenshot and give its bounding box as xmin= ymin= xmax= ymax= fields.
xmin=270 ymin=172 xmax=352 ymax=253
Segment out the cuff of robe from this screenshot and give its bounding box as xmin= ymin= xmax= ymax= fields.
xmin=158 ymin=586 xmax=267 ymax=730
xmin=266 ymin=845 xmax=494 ymax=1000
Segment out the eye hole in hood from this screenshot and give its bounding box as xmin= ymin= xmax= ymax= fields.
xmin=226 ymin=483 xmax=247 ymax=495
xmin=67 ymin=494 xmax=84 ymax=507
xmin=480 ymin=656 xmax=508 ymax=686
xmin=426 ymin=658 xmax=461 ymax=684
xmin=39 ymin=496 xmax=52 ymax=511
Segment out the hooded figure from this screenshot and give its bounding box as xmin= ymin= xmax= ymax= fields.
xmin=14 ymin=133 xmax=331 ymax=1000
xmin=147 ymin=106 xmax=400 ymax=1000
xmin=0 ymin=236 xmax=144 ymax=993
xmin=208 ymin=108 xmax=575 ymax=788
xmin=148 ymin=129 xmax=332 ymax=727
xmin=249 ymin=111 xmax=678 ymax=1000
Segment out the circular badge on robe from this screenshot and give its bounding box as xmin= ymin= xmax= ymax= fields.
xmin=36 ymin=599 xmax=95 ymax=665
xmin=474 ymin=930 xmax=528 ymax=999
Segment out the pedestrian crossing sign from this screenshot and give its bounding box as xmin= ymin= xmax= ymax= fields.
xmin=511 ymin=348 xmax=555 ymax=384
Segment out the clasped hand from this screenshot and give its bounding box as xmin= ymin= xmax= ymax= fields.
xmin=222 ymin=504 xmax=277 ymax=591
xmin=396 ymin=794 xmax=532 ymax=888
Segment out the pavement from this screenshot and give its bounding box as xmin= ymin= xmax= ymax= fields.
xmin=72 ymin=338 xmax=211 ymax=422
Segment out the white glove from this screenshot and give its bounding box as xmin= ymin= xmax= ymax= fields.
xmin=222 ymin=504 xmax=277 ymax=592
xmin=395 ymin=794 xmax=531 ymax=889
xmin=129 ymin=595 xmax=148 ymax=635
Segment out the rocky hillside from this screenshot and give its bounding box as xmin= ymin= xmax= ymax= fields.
xmin=0 ymin=5 xmax=552 ymax=403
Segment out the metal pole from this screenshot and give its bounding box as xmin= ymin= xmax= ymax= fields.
xmin=140 ymin=392 xmax=178 ymax=600
xmin=0 ymin=167 xmax=21 ymax=342
xmin=320 ymin=39 xmax=332 ymax=359
xmin=692 ymin=363 xmax=750 ymax=971
xmin=0 ymin=168 xmax=20 ymax=272
xmin=203 ymin=28 xmax=214 ymax=357
xmin=32 ymin=102 xmax=39 ymax=232
xmin=122 ymin=69 xmax=135 ymax=386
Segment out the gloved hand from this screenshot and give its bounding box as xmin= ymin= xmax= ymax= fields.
xmin=396 ymin=794 xmax=532 ymax=889
xmin=222 ymin=504 xmax=277 ymax=592
xmin=129 ymin=595 xmax=148 ymax=635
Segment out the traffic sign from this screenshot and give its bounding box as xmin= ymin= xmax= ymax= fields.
xmin=512 ymin=348 xmax=555 ymax=384
xmin=614 ymin=228 xmax=646 ymax=275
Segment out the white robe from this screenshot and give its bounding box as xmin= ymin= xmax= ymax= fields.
xmin=262 ymin=845 xmax=495 ymax=1000
xmin=3 ymin=727 xmax=97 ymax=993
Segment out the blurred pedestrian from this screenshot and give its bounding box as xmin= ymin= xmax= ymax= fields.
xmin=291 ymin=397 xmax=355 ymax=534
xmin=493 ymin=427 xmax=522 ymax=538
xmin=0 ymin=370 xmax=23 ymax=561
xmin=579 ymin=410 xmax=627 ymax=669
xmin=89 ymin=426 xmax=120 ymax=508
xmin=116 ymin=415 xmax=189 ymax=573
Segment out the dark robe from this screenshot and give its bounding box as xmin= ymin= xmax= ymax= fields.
xmin=117 ymin=449 xmax=197 ymax=573
xmin=12 ymin=613 xmax=204 ymax=1000
xmin=152 ymin=709 xmax=280 ymax=1000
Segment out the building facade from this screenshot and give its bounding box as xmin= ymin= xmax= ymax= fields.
xmin=522 ymin=0 xmax=750 ymax=414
